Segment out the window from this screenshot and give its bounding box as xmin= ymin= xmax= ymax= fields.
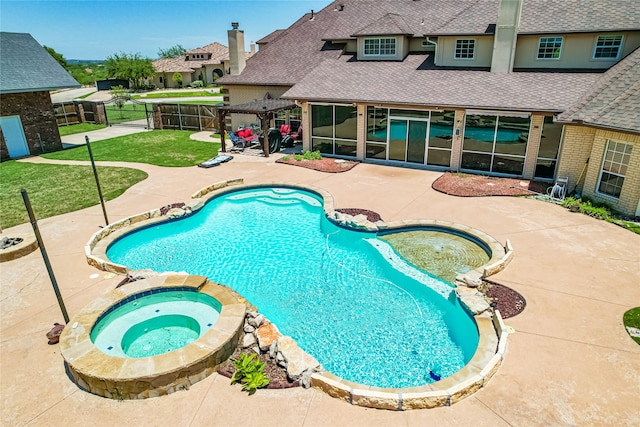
xmin=311 ymin=104 xmax=357 ymax=157
xmin=364 ymin=38 xmax=396 ymax=56
xmin=593 ymin=35 xmax=623 ymax=59
xmin=455 ymin=39 xmax=475 ymax=60
xmin=537 ymin=37 xmax=563 ymax=59
xmin=597 ymin=140 xmax=632 ymax=198
xmin=461 ymin=114 xmax=530 ymax=176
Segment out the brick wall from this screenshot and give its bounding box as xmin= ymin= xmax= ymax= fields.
xmin=0 ymin=91 xmax=62 ymax=160
xmin=581 ymin=129 xmax=640 ymax=216
xmin=556 ymin=125 xmax=595 ymax=193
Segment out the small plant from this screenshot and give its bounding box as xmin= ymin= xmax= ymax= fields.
xmin=293 ymin=154 xmax=303 ymax=161
xmin=281 ymin=155 xmax=290 ymax=161
xmin=302 ymin=150 xmax=322 ymax=160
xmin=230 ymin=353 xmax=270 ymax=395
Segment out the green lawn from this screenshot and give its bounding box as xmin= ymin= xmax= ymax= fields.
xmin=623 ymin=307 xmax=640 ymax=345
xmin=131 ymin=91 xmax=219 ymax=99
xmin=42 ymin=130 xmax=220 ymax=167
xmin=59 ymin=123 xmax=106 ymax=136
xmin=0 ymin=161 xmax=148 ymax=229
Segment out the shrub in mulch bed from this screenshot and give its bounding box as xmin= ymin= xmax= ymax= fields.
xmin=217 ymin=346 xmax=300 ymax=389
xmin=335 ymin=208 xmax=382 ymax=222
xmin=275 ymin=157 xmax=358 ymax=173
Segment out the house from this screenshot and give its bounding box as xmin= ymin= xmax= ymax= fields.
xmin=0 ymin=32 xmax=80 ymax=160
xmin=151 ymin=24 xmax=254 ymax=89
xmin=218 ymin=0 xmax=640 ymax=217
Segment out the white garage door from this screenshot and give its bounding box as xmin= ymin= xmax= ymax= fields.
xmin=0 ymin=116 xmax=29 ymax=158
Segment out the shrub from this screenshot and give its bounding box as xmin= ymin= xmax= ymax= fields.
xmin=229 ymin=353 xmax=270 ymax=395
xmin=190 ymin=80 xmax=204 ymax=88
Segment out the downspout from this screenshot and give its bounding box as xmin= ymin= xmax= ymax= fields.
xmin=424 ymin=36 xmax=438 ymax=65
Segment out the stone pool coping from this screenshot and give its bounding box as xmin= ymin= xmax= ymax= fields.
xmin=83 ymin=179 xmax=512 ymax=409
xmin=59 ymin=274 xmax=245 ymax=400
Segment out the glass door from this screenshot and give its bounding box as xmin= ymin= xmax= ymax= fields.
xmin=407 ymin=120 xmax=428 ymax=164
xmin=388 ymin=119 xmax=408 ymax=161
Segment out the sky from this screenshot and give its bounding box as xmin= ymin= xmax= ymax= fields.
xmin=1 ymin=0 xmax=331 ymax=60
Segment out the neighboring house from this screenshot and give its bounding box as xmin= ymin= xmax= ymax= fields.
xmin=0 ymin=32 xmax=80 ymax=160
xmin=151 ymin=26 xmax=254 ymax=89
xmin=219 ymin=0 xmax=640 ymax=216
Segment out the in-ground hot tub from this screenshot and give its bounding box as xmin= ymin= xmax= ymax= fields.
xmin=59 ymin=275 xmax=245 ymax=399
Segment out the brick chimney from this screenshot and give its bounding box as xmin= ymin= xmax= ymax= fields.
xmin=228 ymin=22 xmax=246 ymax=75
xmin=490 ymin=0 xmax=522 ymax=73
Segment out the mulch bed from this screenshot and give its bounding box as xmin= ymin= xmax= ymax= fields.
xmin=275 ymin=157 xmax=359 ymax=173
xmin=217 ymin=346 xmax=300 ymax=389
xmin=433 ymin=172 xmax=549 ymax=197
xmin=484 ymin=281 xmax=527 ymax=318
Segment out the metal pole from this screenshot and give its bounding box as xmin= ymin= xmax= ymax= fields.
xmin=85 ymin=136 xmax=109 ymax=225
xmin=21 ymin=189 xmax=70 ymax=324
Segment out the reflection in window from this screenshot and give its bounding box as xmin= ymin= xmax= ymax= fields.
xmin=461 ymin=114 xmax=530 ymax=176
xmin=597 ymin=140 xmax=632 ymax=198
xmin=594 ymin=35 xmax=623 ymax=59
xmin=311 ymin=104 xmax=357 ymax=157
xmin=537 ymin=37 xmax=563 ymax=59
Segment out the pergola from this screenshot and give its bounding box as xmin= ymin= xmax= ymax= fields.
xmin=217 ymin=99 xmax=298 ymax=157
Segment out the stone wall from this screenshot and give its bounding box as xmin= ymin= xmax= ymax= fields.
xmin=0 ymin=91 xmax=62 ymax=160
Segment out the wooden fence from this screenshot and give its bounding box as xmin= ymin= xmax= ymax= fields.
xmin=53 ymin=101 xmax=103 ymax=126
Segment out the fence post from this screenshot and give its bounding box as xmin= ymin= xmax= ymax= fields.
xmin=85 ymin=136 xmax=109 ymax=226
xmin=21 ymin=189 xmax=70 ymax=324
xmin=198 ymin=105 xmax=202 ymax=131
xmin=178 ymin=104 xmax=183 ymax=130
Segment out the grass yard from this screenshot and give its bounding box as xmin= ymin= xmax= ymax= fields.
xmin=58 ymin=123 xmax=106 ymax=136
xmin=42 ymin=130 xmax=220 ymax=167
xmin=131 ymin=91 xmax=219 ymax=99
xmin=0 ymin=161 xmax=147 ymax=229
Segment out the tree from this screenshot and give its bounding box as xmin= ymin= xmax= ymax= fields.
xmin=104 ymin=52 xmax=155 ymax=90
xmin=44 ymin=45 xmax=67 ymax=69
xmin=157 ymin=44 xmax=186 ymax=59
xmin=172 ymin=72 xmax=183 ymax=88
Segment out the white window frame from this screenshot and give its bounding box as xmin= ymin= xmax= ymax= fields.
xmin=454 ymin=38 xmax=476 ymax=60
xmin=363 ymin=38 xmax=396 ymax=56
xmin=596 ymin=140 xmax=632 ymax=199
xmin=537 ymin=36 xmax=563 ymax=60
xmin=593 ymin=34 xmax=623 ymax=60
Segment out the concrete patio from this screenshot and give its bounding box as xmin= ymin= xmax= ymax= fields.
xmin=1 ymin=153 xmax=639 ymax=426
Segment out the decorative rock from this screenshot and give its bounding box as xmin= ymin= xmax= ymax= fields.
xmin=457 ymin=270 xmax=483 ymax=288
xmin=351 ymin=214 xmax=368 ymax=226
xmin=256 ymin=323 xmax=281 ymax=352
xmin=241 ymin=333 xmax=256 ymax=349
xmin=456 ymin=288 xmax=491 ymax=315
xmin=243 ymin=324 xmax=255 ymax=333
xmin=248 ymin=314 xmax=266 ymax=328
xmin=166 ymin=208 xmax=187 ymax=219
xmin=246 ymin=310 xmax=259 ymax=318
xmin=275 ymin=336 xmax=321 ymax=382
xmin=46 ymin=323 xmax=65 ymax=344
xmin=269 ymin=340 xmax=278 ymax=359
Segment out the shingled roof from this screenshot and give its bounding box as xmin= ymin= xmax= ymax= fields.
xmin=152 ymin=42 xmax=251 ymax=74
xmin=557 ymin=48 xmax=640 ymax=134
xmin=283 ymin=54 xmax=600 ymax=112
xmin=351 ymin=13 xmax=413 ymax=37
xmin=0 ymin=32 xmax=80 ymax=94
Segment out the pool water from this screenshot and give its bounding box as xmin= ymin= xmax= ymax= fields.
xmin=91 ymin=290 xmax=221 ymax=358
xmin=107 ymin=187 xmax=480 ymax=388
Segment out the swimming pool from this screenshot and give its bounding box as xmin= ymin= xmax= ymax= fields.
xmin=106 ymin=187 xmax=480 ymax=388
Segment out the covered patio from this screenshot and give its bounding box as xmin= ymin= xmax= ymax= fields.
xmin=217 ymin=98 xmax=297 ymax=157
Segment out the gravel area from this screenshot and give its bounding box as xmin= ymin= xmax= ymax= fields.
xmin=484 ymin=281 xmax=527 ymax=318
